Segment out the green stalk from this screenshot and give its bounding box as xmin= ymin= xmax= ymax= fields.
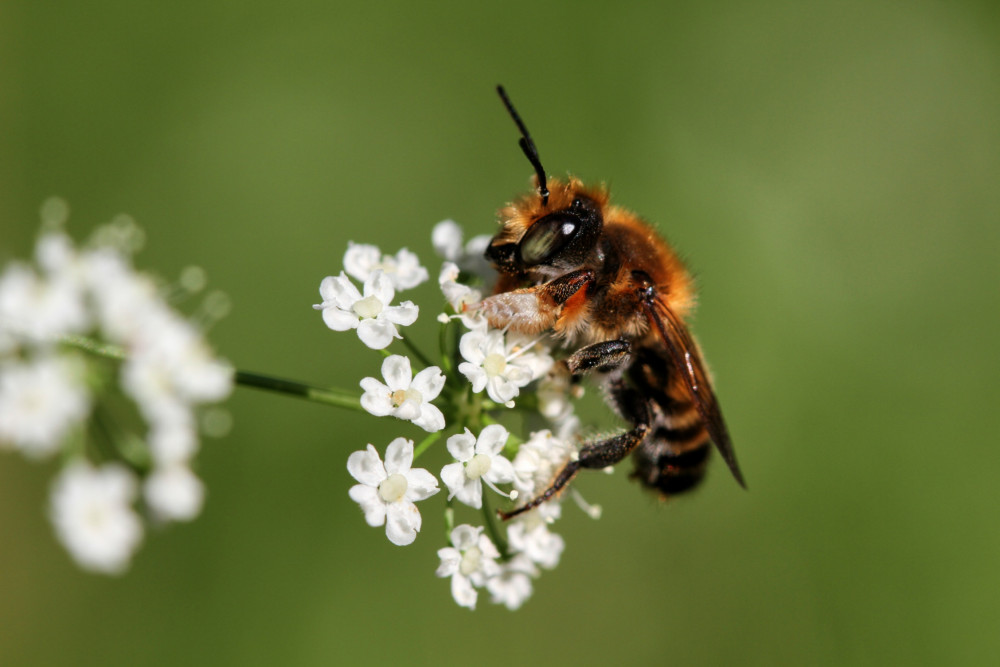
xmin=61 ymin=334 xmax=364 ymax=411
xmin=398 ymin=335 xmax=434 ymax=369
xmin=481 ymin=493 xmax=510 ymax=559
xmin=234 ymin=371 xmax=362 ymax=411
xmin=412 ymin=430 xmax=442 ymax=461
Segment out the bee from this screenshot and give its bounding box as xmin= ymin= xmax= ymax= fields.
xmin=478 ymin=86 xmax=746 ymax=520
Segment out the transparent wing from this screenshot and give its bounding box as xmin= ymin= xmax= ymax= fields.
xmin=643 ymin=299 xmax=746 ymax=488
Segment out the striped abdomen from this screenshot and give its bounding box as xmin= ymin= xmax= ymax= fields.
xmin=627 ymin=348 xmax=712 ymax=497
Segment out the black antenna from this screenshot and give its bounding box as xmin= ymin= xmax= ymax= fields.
xmin=496 ymin=85 xmax=549 ymax=206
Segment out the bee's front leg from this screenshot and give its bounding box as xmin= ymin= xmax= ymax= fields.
xmin=470 ymin=269 xmax=594 ymax=335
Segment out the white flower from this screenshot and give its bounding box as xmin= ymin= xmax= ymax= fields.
xmin=146 ymin=400 xmax=199 ymax=465
xmin=537 ymin=369 xmax=576 ymax=424
xmin=457 ymin=328 xmax=552 ymax=406
xmin=486 ymin=553 xmax=537 ymax=610
xmin=507 ymin=517 xmax=565 ymax=569
xmin=508 ymin=429 xmax=580 ymax=523
xmin=35 ymin=230 xmax=77 ymax=276
xmin=438 ymin=262 xmax=483 ymax=319
xmin=343 ymin=243 xmax=429 ymax=291
xmin=431 ymin=220 xmax=493 ymax=279
xmin=144 ymin=465 xmax=205 ymax=522
xmin=314 ymin=271 xmax=418 ymax=349
xmin=435 ymin=524 xmax=501 ymax=610
xmin=0 ymin=261 xmax=89 ymax=340
xmin=347 ymin=438 xmax=439 ymax=546
xmin=440 ymin=425 xmax=516 ymax=509
xmin=122 ymin=310 xmax=233 ymax=413
xmin=81 ymin=246 xmax=160 ymax=342
xmin=360 ymin=355 xmax=446 ymax=432
xmin=431 ymin=220 xmax=467 ymax=262
xmin=49 ymin=462 xmax=143 ymax=575
xmin=0 ymin=355 xmax=91 ymax=458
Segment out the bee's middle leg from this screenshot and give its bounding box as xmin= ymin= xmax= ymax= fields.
xmin=565 ymin=339 xmax=632 ymax=374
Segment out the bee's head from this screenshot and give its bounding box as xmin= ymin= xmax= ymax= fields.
xmin=488 ymin=86 xmax=606 ymax=277
xmin=486 ymin=181 xmax=605 ymax=276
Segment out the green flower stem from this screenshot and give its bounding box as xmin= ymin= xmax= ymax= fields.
xmin=438 ymin=320 xmax=454 ymax=374
xmin=88 ymin=401 xmax=122 ymax=463
xmin=234 ymin=371 xmax=362 ymax=411
xmin=412 ymin=430 xmax=442 ymax=461
xmin=61 ymin=334 xmax=363 ymax=411
xmin=399 ymin=335 xmax=434 ymax=369
xmin=444 ymin=503 xmax=455 ymax=541
xmin=60 ymin=335 xmax=127 ymax=361
xmin=481 ymin=493 xmax=510 ymax=559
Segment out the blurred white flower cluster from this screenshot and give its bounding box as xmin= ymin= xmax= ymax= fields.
xmin=3 ymin=201 xmax=598 ymax=610
xmin=317 ymin=222 xmax=591 ymax=610
xmin=0 ymin=199 xmax=232 ymax=575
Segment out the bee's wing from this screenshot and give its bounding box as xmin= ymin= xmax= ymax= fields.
xmin=645 ymin=300 xmax=746 ymax=488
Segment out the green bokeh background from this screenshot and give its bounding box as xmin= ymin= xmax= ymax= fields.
xmin=2 ymin=1 xmax=998 ymax=664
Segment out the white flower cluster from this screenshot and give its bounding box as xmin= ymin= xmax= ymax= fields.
xmin=314 ymin=244 xmax=423 ymax=350
xmin=322 ymin=222 xmax=590 ymax=610
xmin=0 ymin=200 xmax=233 ymax=574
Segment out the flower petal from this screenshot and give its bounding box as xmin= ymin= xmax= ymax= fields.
xmin=436 ymin=546 xmax=460 ymax=577
xmin=485 ymin=455 xmax=516 ymax=485
xmin=445 ymin=429 xmax=476 ymax=462
xmin=411 ymin=367 xmax=445 ymax=401
xmin=457 ymin=363 xmax=487 ymax=393
xmin=412 ymin=403 xmax=445 ymax=433
xmin=486 ymin=375 xmax=519 ymax=404
xmin=364 ymin=270 xmax=395 ymax=305
xmin=476 ymin=424 xmax=509 ymax=455
xmin=432 ymin=221 xmax=463 ymax=261
xmin=347 ymin=444 xmax=385 ymax=486
xmin=459 ymin=330 xmax=486 ymax=364
xmin=383 ymin=437 xmax=414 ymax=474
xmin=381 ymin=355 xmax=412 ymax=391
xmin=385 ymin=501 xmax=420 ymax=546
xmin=453 ymin=477 xmax=483 ymax=509
xmin=321 ymin=307 xmax=359 ymax=332
xmin=383 ymin=301 xmax=419 ymax=326
xmin=357 ymin=318 xmax=397 ymax=349
xmin=348 ymin=484 xmax=386 ymax=527
xmin=389 ymin=249 xmax=428 ymax=290
xmin=319 ymin=273 xmax=362 ymax=309
xmin=451 ymin=573 xmax=478 ymax=610
xmin=359 ymin=378 xmax=393 ymax=416
xmin=450 ymin=524 xmax=481 ymax=550
xmin=392 ymin=399 xmax=422 ymax=422
xmin=403 ymin=467 xmax=440 ymax=502
xmin=440 ymin=462 xmax=467 ymax=500
xmin=343 ymin=243 xmax=381 ymax=282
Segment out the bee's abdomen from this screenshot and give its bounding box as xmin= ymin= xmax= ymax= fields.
xmin=626 ymin=348 xmax=712 ymax=497
xmin=631 ymin=423 xmax=711 ymax=496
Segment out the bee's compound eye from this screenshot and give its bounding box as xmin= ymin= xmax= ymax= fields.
xmin=519 ymin=214 xmax=578 ymax=266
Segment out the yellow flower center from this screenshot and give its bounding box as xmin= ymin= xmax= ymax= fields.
xmin=483 ymin=353 xmax=506 ymax=377
xmin=377 ymin=473 xmax=408 ymax=503
xmin=459 ymin=546 xmax=482 ymax=576
xmin=465 ymin=453 xmax=492 ymax=480
xmin=352 ymin=295 xmax=383 ymax=319
xmin=391 ymin=387 xmax=423 ymax=407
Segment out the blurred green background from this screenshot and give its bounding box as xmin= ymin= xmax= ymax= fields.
xmin=2 ymin=1 xmax=999 ymax=664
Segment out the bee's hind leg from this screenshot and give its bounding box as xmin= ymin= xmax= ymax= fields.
xmin=498 ymin=375 xmax=649 ymax=521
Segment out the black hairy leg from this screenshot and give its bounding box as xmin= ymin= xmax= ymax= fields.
xmin=498 ymin=375 xmax=649 ymax=521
